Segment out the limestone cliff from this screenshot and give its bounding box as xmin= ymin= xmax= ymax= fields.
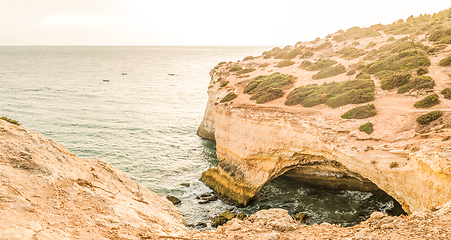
xmin=198 ymin=11 xmax=451 ymax=214
xmin=0 ymin=119 xmax=189 ymax=239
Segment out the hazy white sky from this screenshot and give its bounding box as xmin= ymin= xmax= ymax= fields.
xmin=0 ymin=0 xmax=450 ymax=46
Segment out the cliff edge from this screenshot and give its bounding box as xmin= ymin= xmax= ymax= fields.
xmin=198 ymin=9 xmax=451 ymax=214
xmin=0 ymin=119 xmax=189 ymax=239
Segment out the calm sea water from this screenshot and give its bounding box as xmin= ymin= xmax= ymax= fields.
xmin=0 ymin=46 xmax=404 ymax=229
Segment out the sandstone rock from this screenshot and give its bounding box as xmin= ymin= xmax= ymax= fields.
xmin=166 ymin=195 xmax=181 ymax=205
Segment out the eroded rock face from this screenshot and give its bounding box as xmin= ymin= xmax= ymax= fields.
xmin=0 ymin=120 xmax=189 ymax=239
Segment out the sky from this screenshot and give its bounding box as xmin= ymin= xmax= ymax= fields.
xmin=0 ymin=0 xmax=450 ymax=46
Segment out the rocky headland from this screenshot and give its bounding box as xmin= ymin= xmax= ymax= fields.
xmin=198 ymin=9 xmax=451 ymax=216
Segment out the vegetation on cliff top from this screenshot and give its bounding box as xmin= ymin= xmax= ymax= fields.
xmin=307 ymin=59 xmax=337 ymax=71
xmin=1 ymin=116 xmax=20 ymax=125
xmin=312 ymin=64 xmax=346 ymax=80
xmin=339 ymin=47 xmax=367 ymax=60
xmin=341 ymin=104 xmax=377 ymax=119
xmin=285 ymin=78 xmax=375 ymax=108
xmin=244 ymin=72 xmax=294 ymax=104
xmin=417 ymin=111 xmax=443 ymax=125
xmin=220 ymin=92 xmax=237 ymax=103
xmin=441 ymin=88 xmax=451 ymax=99
xmin=397 ymin=75 xmax=435 ymax=94
xmin=439 ymin=55 xmax=451 ymax=67
xmin=359 ymin=122 xmax=374 ymax=134
xmin=414 ymin=94 xmax=440 ymax=108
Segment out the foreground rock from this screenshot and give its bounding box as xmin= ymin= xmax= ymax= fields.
xmin=190 ymin=207 xmax=451 ymax=239
xmin=0 ymin=120 xmax=189 ymax=239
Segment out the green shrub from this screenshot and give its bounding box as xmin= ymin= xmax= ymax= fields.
xmin=314 ymin=42 xmax=332 ymax=51
xmin=352 ymin=41 xmax=360 ymax=46
xmin=363 ymin=38 xmax=431 ymax=74
xmin=414 ymin=94 xmax=440 ymax=108
xmin=333 ymin=34 xmax=345 ymax=42
xmin=251 ymin=87 xmax=284 ymax=104
xmin=347 ymin=69 xmax=357 ymax=75
xmin=308 ymin=59 xmax=337 ymax=71
xmin=230 ymin=66 xmax=243 ymax=72
xmin=365 ymin=41 xmax=377 ymax=49
xmin=244 ymin=72 xmax=294 ymax=103
xmin=299 ymin=60 xmax=312 ymax=69
xmin=285 ymin=79 xmax=375 ymax=108
xmin=343 ymin=26 xmax=381 ymax=39
xmin=416 ymin=111 xmax=443 ymax=125
xmin=262 ymin=47 xmax=286 ymax=59
xmin=243 ymin=56 xmax=255 ymax=61
xmin=387 ymin=36 xmax=396 ymax=41
xmin=397 ymin=75 xmax=434 ymax=93
xmin=339 ymin=47 xmax=366 ymax=59
xmin=220 ymin=92 xmax=237 ymax=103
xmin=300 ymin=50 xmax=314 ymax=58
xmin=341 ymin=104 xmax=377 ymax=119
xmin=359 ymin=122 xmax=374 ymax=134
xmin=426 ymin=44 xmax=446 ymax=54
xmin=312 ymin=64 xmax=346 ymax=79
xmin=283 ymin=47 xmax=303 ymax=59
xmin=276 ymin=59 xmax=295 ymax=68
xmin=441 ymin=88 xmax=451 ymax=99
xmin=1 ymin=116 xmax=20 ymax=125
xmin=439 ymin=55 xmax=451 ymax=67
xmin=237 ymin=67 xmax=256 ymax=74
xmin=416 ymin=67 xmax=429 ymax=75
xmin=220 ymin=81 xmax=229 ymax=87
xmin=428 ymin=28 xmax=451 ymax=44
xmin=355 ymin=72 xmax=371 ymax=80
xmin=380 ymin=71 xmax=412 ymax=90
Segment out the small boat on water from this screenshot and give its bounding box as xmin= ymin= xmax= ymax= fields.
xmin=168 ymin=73 xmax=175 ymax=76
xmin=103 ymin=79 xmax=109 ymax=82
xmin=122 ymin=72 xmax=127 ymax=75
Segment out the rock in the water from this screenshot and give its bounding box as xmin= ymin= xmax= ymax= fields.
xmin=295 ymin=212 xmax=307 ymax=223
xmin=211 ymin=216 xmax=228 ymax=228
xmin=220 ymin=210 xmax=237 ymax=221
xmin=181 ymin=183 xmax=190 ymax=187
xmin=166 ymin=195 xmax=181 ymax=205
xmin=196 ymin=222 xmax=207 ymax=228
xmin=259 ymin=205 xmax=271 ymax=210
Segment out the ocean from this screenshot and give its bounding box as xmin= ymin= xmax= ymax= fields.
xmin=0 ymin=46 xmax=404 ymax=229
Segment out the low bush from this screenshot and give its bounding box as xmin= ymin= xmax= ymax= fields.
xmin=251 ymin=87 xmax=284 ymax=104
xmin=416 ymin=67 xmax=429 ymax=75
xmin=243 ymin=56 xmax=255 ymax=61
xmin=439 ymin=55 xmax=451 ymax=67
xmin=347 ymin=69 xmax=357 ymax=75
xmin=314 ymin=42 xmax=332 ymax=51
xmin=339 ymin=47 xmax=366 ymax=59
xmin=300 ymin=50 xmax=314 ymax=59
xmin=425 ymin=44 xmax=446 ymax=54
xmin=343 ymin=26 xmax=381 ymax=39
xmin=397 ymin=75 xmax=434 ymax=94
xmin=1 ymin=116 xmax=20 ymax=125
xmin=416 ymin=111 xmax=443 ymax=125
xmin=333 ymin=34 xmax=345 ymax=42
xmin=285 ymin=78 xmax=375 ymax=108
xmin=262 ymin=47 xmax=286 ymax=59
xmin=244 ymin=72 xmax=294 ymax=104
xmin=428 ymin=28 xmax=451 ymax=44
xmin=220 ymin=81 xmax=229 ymax=87
xmin=352 ymin=41 xmax=360 ymax=46
xmin=308 ymin=59 xmax=337 ymax=71
xmin=341 ymin=104 xmax=377 ymax=119
xmin=237 ymin=67 xmax=256 ymax=74
xmin=355 ymin=72 xmax=371 ymax=80
xmin=365 ymin=41 xmax=377 ymax=49
xmin=220 ymin=92 xmax=237 ymax=103
xmin=359 ymin=122 xmax=374 ymax=134
xmin=441 ymin=88 xmax=451 ymax=99
xmin=283 ymin=47 xmax=304 ymax=59
xmin=229 ymin=66 xmax=242 ymax=72
xmin=276 ymin=59 xmax=295 ymax=68
xmin=414 ymin=94 xmax=440 ymax=108
xmin=312 ymin=64 xmax=346 ymax=79
xmin=387 ymin=36 xmax=396 ymax=41
xmin=299 ymin=60 xmax=312 ymax=69
xmin=380 ymin=71 xmax=412 ymax=90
